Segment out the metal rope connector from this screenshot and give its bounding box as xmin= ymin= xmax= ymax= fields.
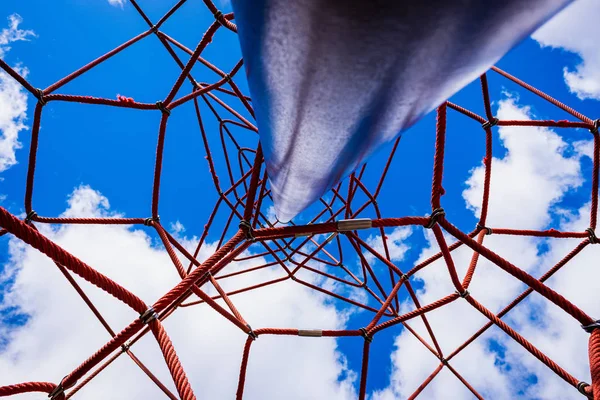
xmin=246 ymin=324 xmax=258 ymax=340
xmin=223 ymin=73 xmax=231 ymax=83
xmin=121 ymin=341 xmax=132 ymax=353
xmin=150 ymin=24 xmax=159 ymax=34
xmin=581 ymin=319 xmax=600 ymax=333
xmin=35 ymin=88 xmax=47 ymax=106
xmin=440 ymin=357 xmax=449 ymax=366
xmin=482 ymin=117 xmax=499 ymax=130
xmin=577 ymin=381 xmax=591 ymax=397
xmin=48 ymin=376 xmax=71 ymax=399
xmin=586 ymin=228 xmax=598 ymax=244
xmin=337 ymin=218 xmax=372 ymax=232
xmin=239 ymin=219 xmax=254 ymax=241
xmin=156 ymin=101 xmax=171 ymax=116
xmin=476 ymin=223 xmax=492 ymax=235
xmin=359 ymin=327 xmax=373 ymax=343
xmin=455 ymin=289 xmax=470 ymax=298
xmin=590 ymin=119 xmax=599 ymax=134
xmin=213 ymin=10 xmax=224 ymax=26
xmin=139 ymin=307 xmax=158 ymax=325
xmin=425 ymin=208 xmax=445 ymax=229
xmin=298 ymin=329 xmax=323 ymax=337
xmin=144 ymin=216 xmax=159 ymax=226
xmin=24 ymin=210 xmax=37 ymax=223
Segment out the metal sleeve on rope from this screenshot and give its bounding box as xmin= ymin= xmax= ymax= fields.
xmin=338 ymin=218 xmax=372 ymax=231
xmin=298 ymin=330 xmax=323 ymax=337
xmin=144 ymin=216 xmax=159 ymax=226
xmin=476 ymin=223 xmax=492 ymax=235
xmin=577 ymin=381 xmax=591 ymax=397
xmin=156 ymin=101 xmax=171 ymax=116
xmin=239 ymin=220 xmax=255 ymax=241
xmin=24 ymin=210 xmax=37 ymax=223
xmin=591 ymin=119 xmax=599 ymax=134
xmin=482 ymin=117 xmax=499 ymax=130
xmin=586 ymin=228 xmax=598 ymax=244
xmin=139 ymin=307 xmax=158 ymax=324
xmin=246 ymin=324 xmax=258 ymax=340
xmin=582 ymin=320 xmax=600 ymax=333
xmin=48 ymin=376 xmax=71 ymax=400
xmin=359 ymin=328 xmax=373 ymax=343
xmin=35 ymin=88 xmax=47 ymax=106
xmin=425 ymin=208 xmax=445 ymax=229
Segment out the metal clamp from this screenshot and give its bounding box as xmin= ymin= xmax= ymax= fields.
xmin=156 ymin=101 xmax=171 ymax=116
xmin=425 ymin=208 xmax=445 ymax=229
xmin=455 ymin=289 xmax=470 ymax=298
xmin=591 ymin=119 xmax=599 ymax=134
xmin=239 ymin=220 xmax=255 ymax=241
xmin=476 ymin=223 xmax=492 ymax=235
xmin=35 ymin=88 xmax=47 ymax=106
xmin=150 ymin=24 xmax=159 ymax=34
xmin=246 ymin=324 xmax=258 ymax=340
xmin=581 ymin=319 xmax=600 ymax=333
xmin=144 ymin=216 xmax=159 ymax=226
xmin=577 ymin=381 xmax=591 ymax=397
xmin=213 ymin=10 xmax=224 ymax=26
xmin=359 ymin=327 xmax=373 ymax=343
xmin=440 ymin=357 xmax=449 ymax=366
xmin=298 ymin=329 xmax=323 ymax=337
xmin=586 ymin=228 xmax=598 ymax=244
xmin=482 ymin=117 xmax=499 ymax=130
xmin=48 ymin=376 xmax=71 ymax=399
xmin=139 ymin=307 xmax=158 ymax=324
xmin=338 ymin=218 xmax=372 ymax=232
xmin=24 ymin=210 xmax=37 ymax=223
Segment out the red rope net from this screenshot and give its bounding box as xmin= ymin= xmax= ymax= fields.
xmin=0 ymin=1 xmax=599 ymax=399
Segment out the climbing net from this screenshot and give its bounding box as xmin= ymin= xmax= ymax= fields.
xmin=1 ymin=1 xmax=599 ymax=399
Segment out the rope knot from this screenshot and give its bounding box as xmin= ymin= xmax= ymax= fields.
xmin=425 ymin=208 xmax=445 ymax=229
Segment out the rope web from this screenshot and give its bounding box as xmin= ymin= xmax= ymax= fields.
xmin=1 ymin=1 xmax=599 ymax=398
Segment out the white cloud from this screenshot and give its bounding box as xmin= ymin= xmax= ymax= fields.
xmin=373 ymin=97 xmax=596 ymax=399
xmin=0 ymin=14 xmax=35 ymax=174
xmin=107 ymin=0 xmax=126 ymax=8
xmin=363 ymin=226 xmax=413 ymax=267
xmin=0 ymin=185 xmax=357 ymax=399
xmin=532 ymin=0 xmax=600 ymax=100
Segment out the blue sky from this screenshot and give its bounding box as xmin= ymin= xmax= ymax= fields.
xmin=0 ymin=1 xmax=599 ymax=399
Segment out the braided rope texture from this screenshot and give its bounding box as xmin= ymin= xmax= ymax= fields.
xmin=0 ymin=1 xmax=599 ymax=398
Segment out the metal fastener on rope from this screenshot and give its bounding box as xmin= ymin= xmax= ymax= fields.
xmin=295 ymin=231 xmax=313 ymax=238
xmin=246 ymin=324 xmax=258 ymax=340
xmin=440 ymin=358 xmax=449 ymax=366
xmin=24 ymin=210 xmax=37 ymax=223
xmin=577 ymin=381 xmax=591 ymax=397
xmin=298 ymin=329 xmax=323 ymax=337
xmin=223 ymin=74 xmax=231 ymax=83
xmin=239 ymin=219 xmax=254 ymax=240
xmin=338 ymin=218 xmax=372 ymax=232
xmin=425 ymin=208 xmax=445 ymax=229
xmin=581 ymin=319 xmax=600 ymax=333
xmin=150 ymin=25 xmax=158 ymax=33
xmin=35 ymin=88 xmax=47 ymax=106
xmin=121 ymin=341 xmax=132 ymax=353
xmin=455 ymin=289 xmax=470 ymax=298
xmin=591 ymin=119 xmax=599 ymax=134
xmin=482 ymin=117 xmax=499 ymax=130
xmin=144 ymin=216 xmax=159 ymax=226
xmin=359 ymin=327 xmax=373 ymax=343
xmin=48 ymin=376 xmax=70 ymax=399
xmin=139 ymin=307 xmax=158 ymax=324
xmin=476 ymin=223 xmax=492 ymax=235
xmin=213 ymin=10 xmax=224 ymax=25
xmin=586 ymin=228 xmax=598 ymax=244
xmin=156 ymin=101 xmax=171 ymax=116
